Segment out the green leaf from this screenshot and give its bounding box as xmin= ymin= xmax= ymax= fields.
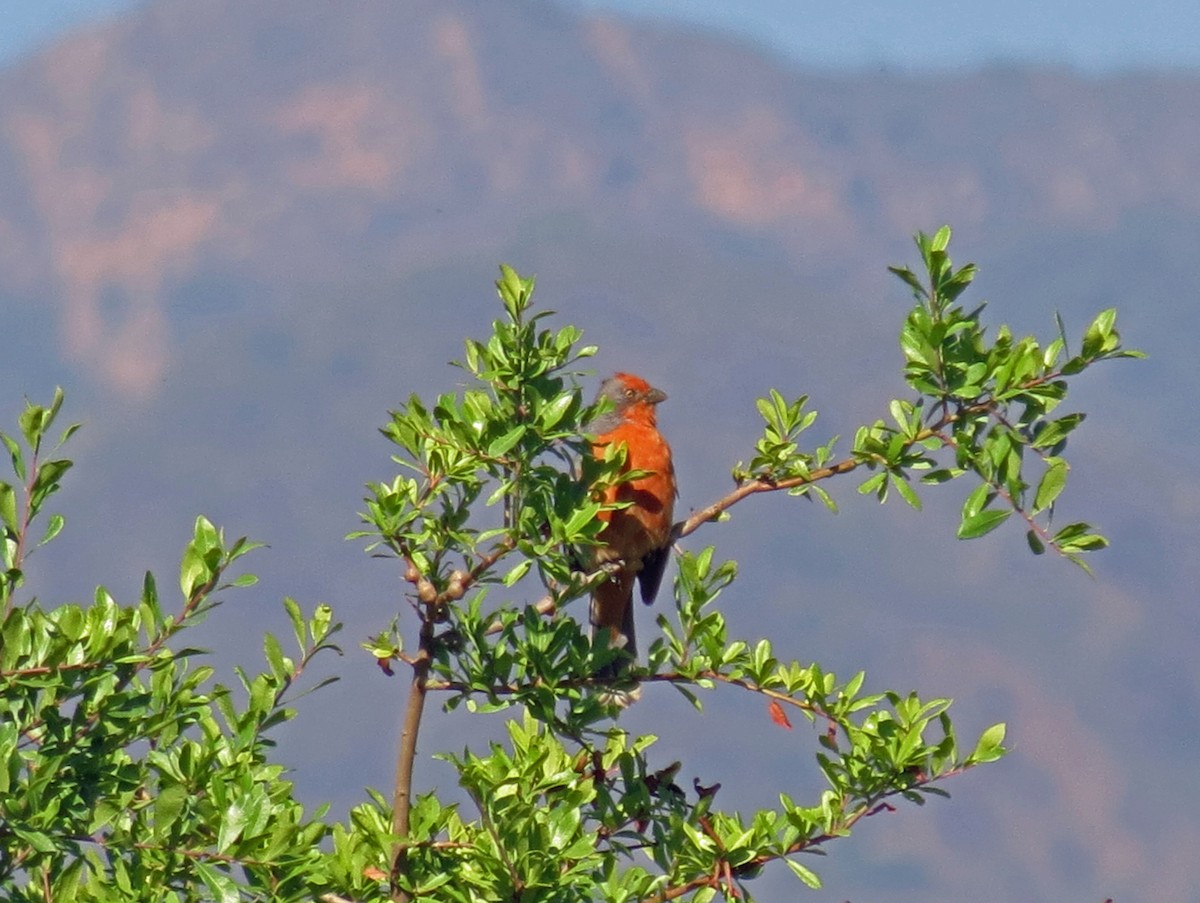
xmin=1070 ymin=534 xmax=1108 ymax=552
xmin=154 ymin=784 xmax=188 ymax=833
xmin=857 ymin=472 xmax=886 ymax=497
xmin=488 ymin=424 xmax=527 ymax=458
xmin=1082 ymin=307 xmax=1118 ymax=358
xmin=1093 ymin=307 xmax=1117 ymax=338
xmin=892 ymin=473 xmax=922 ymax=510
xmin=264 ymin=633 xmax=291 ymax=679
xmin=32 ymin=458 xmax=72 ymax=499
xmin=180 ymin=547 xmax=208 ymax=599
xmin=1033 ymin=458 xmax=1068 ymax=512
xmin=888 ymin=265 xmax=928 ymax=298
xmin=785 ymin=858 xmax=823 ymax=888
xmin=311 ymin=602 xmax=335 ymax=643
xmin=18 ymin=403 xmax=45 ymax=450
xmin=57 ymin=421 xmax=83 ymax=448
xmin=1053 ymin=522 xmax=1109 ymax=554
xmin=284 ymin=596 xmax=306 ymax=650
xmin=969 ymin=722 xmax=1007 ymax=764
xmin=495 ymin=264 xmax=535 ymax=319
xmin=1026 ymin=530 xmax=1046 ymax=555
xmin=957 ymin=508 xmax=1011 ymax=540
xmin=196 ymin=862 xmax=239 ymax=903
xmin=1032 ymin=413 xmax=1085 ymax=450
xmin=14 ymin=827 xmax=57 ymax=854
xmin=921 ymin=469 xmax=957 ymax=485
xmin=1 ymin=432 xmax=23 ymax=481
xmin=504 ymin=559 xmax=532 ymax=586
xmin=194 ymin=514 xmax=221 ymax=550
xmin=961 ymin=482 xmax=991 ymax=520
xmin=217 ymin=798 xmax=250 ymax=853
xmin=540 ymin=393 xmax=574 ymax=429
xmin=810 ymin=484 xmax=838 ymax=513
xmin=48 ymin=386 xmax=65 ymax=423
xmin=563 ymin=501 xmax=601 ymax=539
xmin=0 ymin=481 xmax=16 ymax=533
xmin=40 ymin=512 xmax=65 ymax=547
xmin=227 ymin=535 xmax=266 ymax=563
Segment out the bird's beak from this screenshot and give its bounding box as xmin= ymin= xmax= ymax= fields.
xmin=646 ymin=388 xmax=667 ymax=405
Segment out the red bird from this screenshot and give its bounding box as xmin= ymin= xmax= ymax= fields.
xmin=588 ymin=372 xmax=677 ymax=672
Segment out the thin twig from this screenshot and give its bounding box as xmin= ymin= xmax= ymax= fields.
xmin=671 ymin=384 xmax=1053 ymax=542
xmin=641 ymin=778 xmax=961 ymax=903
xmin=674 ymin=456 xmax=860 ymax=541
xmin=3 ymin=441 xmax=42 ymax=617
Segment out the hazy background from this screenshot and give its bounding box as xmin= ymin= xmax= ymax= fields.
xmin=2 ymin=2 xmax=1197 ymax=901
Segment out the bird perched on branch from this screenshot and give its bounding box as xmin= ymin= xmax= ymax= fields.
xmin=588 ymin=372 xmax=676 ymax=675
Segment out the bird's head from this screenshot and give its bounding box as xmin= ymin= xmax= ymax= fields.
xmin=590 ymin=372 xmax=667 ymax=431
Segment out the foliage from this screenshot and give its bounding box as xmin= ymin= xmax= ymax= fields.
xmin=347 ymin=231 xmax=1136 ymax=901
xmin=0 ymin=398 xmax=342 ymax=899
xmin=0 ymin=228 xmax=1138 ymax=901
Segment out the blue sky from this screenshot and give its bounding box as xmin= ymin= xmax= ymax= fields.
xmin=573 ymin=0 xmax=1200 ymax=70
xmin=5 ymin=0 xmax=1200 ymax=71
xmin=2 ymin=0 xmax=139 ymax=67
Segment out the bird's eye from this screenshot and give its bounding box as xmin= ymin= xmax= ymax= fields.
xmin=623 ymin=388 xmax=635 ymax=398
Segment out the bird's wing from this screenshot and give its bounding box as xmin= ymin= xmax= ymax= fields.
xmin=637 ymin=544 xmax=671 ymax=604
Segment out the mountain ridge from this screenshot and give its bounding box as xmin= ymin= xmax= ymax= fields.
xmin=2 ymin=0 xmax=1199 ymax=395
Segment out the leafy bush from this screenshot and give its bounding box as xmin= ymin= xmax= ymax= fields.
xmin=0 ymin=228 xmax=1139 ymax=901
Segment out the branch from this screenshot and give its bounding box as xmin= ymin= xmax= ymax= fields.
xmin=424 ymin=668 xmax=840 ymax=723
xmin=12 ymin=567 xmax=226 ymax=752
xmin=673 ymin=386 xmax=1037 ymax=541
xmin=3 ymin=440 xmax=45 ymax=616
xmin=50 ymin=830 xmax=276 ymax=868
xmin=931 ymin=424 xmax=1060 ymax=554
xmin=675 ymin=457 xmax=860 ymax=541
xmin=640 ymin=670 xmax=830 ymax=718
xmin=390 ymin=614 xmax=434 ymax=902
xmin=442 ymin=536 xmax=516 ymax=603
xmin=3 ymin=659 xmax=124 ymax=680
xmin=642 ymin=770 xmax=968 ymax=903
xmin=474 ymin=376 xmax=1076 ymax=644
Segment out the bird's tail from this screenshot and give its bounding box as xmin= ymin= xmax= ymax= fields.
xmin=590 ymin=571 xmax=637 ymax=679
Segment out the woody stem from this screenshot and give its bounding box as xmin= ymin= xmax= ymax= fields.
xmin=390 ymin=613 xmax=434 ymax=902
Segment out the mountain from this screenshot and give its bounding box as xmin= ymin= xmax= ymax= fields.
xmin=4 ymin=0 xmax=1199 ymax=396
xmin=1 ymin=2 xmax=1196 ymax=902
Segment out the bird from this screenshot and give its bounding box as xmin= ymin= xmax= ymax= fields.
xmin=587 ymin=372 xmax=676 ymax=675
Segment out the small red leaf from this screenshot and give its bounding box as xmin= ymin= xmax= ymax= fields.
xmin=376 ymin=657 xmax=394 ymax=676
xmin=768 ymin=700 xmax=792 ymax=730
xmin=363 ymin=866 xmax=387 ymax=880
